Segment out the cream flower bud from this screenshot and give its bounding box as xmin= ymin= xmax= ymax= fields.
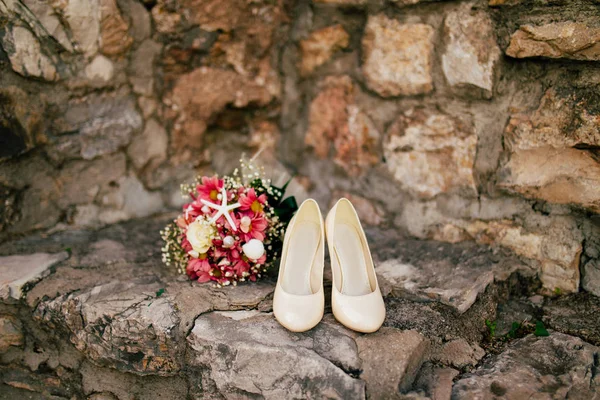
xmin=186 ymin=220 xmax=216 ymax=254
xmin=242 ymin=239 xmax=265 ymax=260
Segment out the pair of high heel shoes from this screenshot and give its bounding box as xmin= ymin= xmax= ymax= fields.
xmin=273 ymin=198 xmax=386 ymax=333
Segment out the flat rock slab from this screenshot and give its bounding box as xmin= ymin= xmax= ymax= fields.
xmin=452 ymin=332 xmax=600 ymax=399
xmin=543 ymin=293 xmax=600 ymax=346
xmin=34 ymin=276 xmax=277 ymax=375
xmin=188 ymin=311 xmax=366 ymax=399
xmin=0 ymin=252 xmax=68 ymax=300
xmin=368 ymin=229 xmax=528 ymax=313
xmin=35 ymin=277 xmax=181 ymax=374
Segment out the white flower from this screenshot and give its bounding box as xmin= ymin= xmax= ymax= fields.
xmin=242 ymin=239 xmax=265 ymax=260
xmin=186 ymin=220 xmax=216 ymax=254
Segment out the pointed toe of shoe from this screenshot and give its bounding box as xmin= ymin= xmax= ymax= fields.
xmin=273 ymin=286 xmax=324 ymax=332
xmin=332 ymin=289 xmax=385 ymax=333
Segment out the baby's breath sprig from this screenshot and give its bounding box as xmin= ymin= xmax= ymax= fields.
xmin=160 ymin=222 xmax=187 ymax=274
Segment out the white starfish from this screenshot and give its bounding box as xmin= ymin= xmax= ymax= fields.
xmin=200 ymin=187 xmax=241 ymax=231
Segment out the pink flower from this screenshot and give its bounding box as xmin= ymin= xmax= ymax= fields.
xmin=238 ymin=188 xmax=267 ymax=213
xmin=238 ymin=213 xmax=269 ymax=242
xmin=196 ymin=176 xmax=223 ymax=202
xmin=232 ymin=259 xmax=250 ymax=276
xmin=186 ymin=255 xmax=212 ymax=283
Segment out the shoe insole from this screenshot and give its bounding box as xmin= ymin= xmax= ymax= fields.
xmin=282 ymin=221 xmax=320 ymax=295
xmin=333 ymin=223 xmax=373 ymax=296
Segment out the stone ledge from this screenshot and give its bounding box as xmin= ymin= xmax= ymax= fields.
xmin=0 ymin=216 xmax=598 ymax=399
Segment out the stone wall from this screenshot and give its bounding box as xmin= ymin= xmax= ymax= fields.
xmin=1 ymin=0 xmax=599 ymax=295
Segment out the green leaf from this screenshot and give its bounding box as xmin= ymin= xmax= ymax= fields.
xmin=156 ymin=288 xmax=165 ymax=298
xmin=507 ymin=322 xmax=521 ymax=339
xmin=485 ymin=319 xmax=497 ymax=337
xmin=534 ymin=320 xmax=549 ymax=337
xmin=64 ymin=247 xmax=72 ymax=256
xmin=274 ymin=196 xmax=298 ymax=223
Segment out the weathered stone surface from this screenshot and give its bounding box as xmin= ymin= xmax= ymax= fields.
xmin=432 ymin=338 xmax=485 ymax=369
xmin=499 ymin=148 xmax=600 ymax=213
xmin=391 ymin=0 xmax=451 ymax=4
xmin=0 ymin=186 xmax=20 ymax=233
xmin=356 ymin=328 xmax=429 ymax=397
xmin=330 ymin=191 xmax=383 ymax=226
xmin=118 ymin=0 xmax=151 ymax=43
xmin=167 ymin=280 xmax=276 ymax=333
xmin=543 ymin=293 xmax=600 ymax=346
xmin=151 ymin=3 xmax=181 ymax=34
xmin=0 ymin=315 xmax=23 ymax=352
xmin=21 ymin=0 xmax=74 ymax=51
xmin=101 ymin=174 xmax=164 ymax=219
xmin=305 ymin=76 xmax=381 ymax=176
xmin=499 ymin=88 xmax=600 ymax=213
xmin=413 ymin=364 xmax=459 ymax=400
xmin=362 ymin=15 xmax=434 ymax=97
xmin=452 ymin=333 xmax=600 ymax=399
xmin=80 ymin=361 xmax=188 ymax=399
xmin=583 ymin=260 xmax=600 ymax=297
xmin=395 ymin=198 xmax=584 ymax=294
xmin=188 ymin=311 xmax=366 ymax=399
xmin=374 ymin=237 xmax=526 ymax=313
xmin=1 ymin=25 xmax=59 ymax=81
xmin=384 ymin=108 xmax=478 ymax=199
xmin=489 ymin=0 xmax=523 ymax=5
xmin=0 ymin=155 xmax=62 ymax=235
xmin=153 ymin=0 xmax=283 ymax=80
xmin=504 ymin=88 xmax=600 ymax=152
xmin=138 ymin=97 xmax=157 ymax=118
xmin=58 ymin=153 xmax=127 ymax=207
xmin=50 ymin=0 xmax=101 ymax=56
xmin=494 ymin=298 xmax=537 ymax=338
xmin=313 ymin=0 xmax=368 ymax=4
xmin=84 ymin=55 xmax=115 ymax=83
xmin=300 ymin=25 xmax=349 ymax=76
xmin=442 ymin=5 xmax=500 ymax=98
xmin=0 ymin=252 xmax=68 ymax=300
xmin=99 ymin=0 xmax=133 ymax=56
xmin=169 ymin=67 xmax=276 ymax=154
xmin=128 ymin=119 xmax=168 ymax=170
xmin=36 ymin=278 xmax=181 ymax=374
xmin=506 ymin=22 xmax=600 ymax=61
xmin=0 ymin=87 xmax=42 ymax=161
xmin=51 ymin=93 xmax=142 ymax=162
xmin=462 ymin=217 xmax=583 ymax=293
xmin=128 ymin=40 xmax=162 ymax=96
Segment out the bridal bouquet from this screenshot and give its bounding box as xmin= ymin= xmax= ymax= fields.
xmin=161 ymin=159 xmax=298 ymax=286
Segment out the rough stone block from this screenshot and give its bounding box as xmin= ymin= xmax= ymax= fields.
xmin=300 ymin=25 xmax=349 ymax=76
xmin=384 ymin=107 xmax=478 ymax=199
xmin=506 ymin=22 xmax=600 ymax=61
xmin=356 ymin=328 xmax=429 ymax=397
xmin=499 ymin=88 xmax=600 ymax=213
xmin=452 ymin=333 xmax=600 ymax=399
xmin=442 ymin=5 xmax=501 ymax=98
xmin=373 ymin=237 xmax=525 ymax=313
xmin=187 ymin=311 xmax=366 ymax=399
xmin=305 ymin=76 xmax=381 ymax=176
xmin=0 ymin=252 xmax=68 ymax=300
xmin=362 ymin=15 xmax=434 ymax=97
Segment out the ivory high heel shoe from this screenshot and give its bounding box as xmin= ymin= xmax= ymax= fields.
xmin=273 ymin=199 xmax=325 ymax=332
xmin=326 ymin=198 xmax=385 ymax=333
